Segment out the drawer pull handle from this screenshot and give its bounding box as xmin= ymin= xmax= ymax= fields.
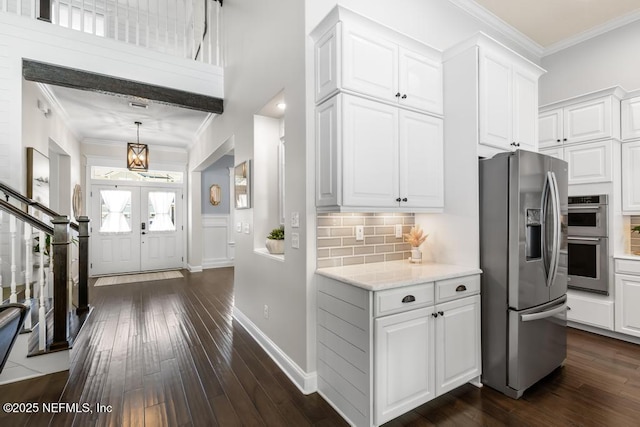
xmin=438 ymin=311 xmax=444 ymax=316
xmin=402 ymin=295 xmax=416 ymax=303
xmin=456 ymin=285 xmax=467 ymax=292
xmin=432 ymin=312 xmax=438 ymax=318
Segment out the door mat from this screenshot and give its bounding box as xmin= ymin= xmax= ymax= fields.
xmin=94 ymin=271 xmax=183 ymax=287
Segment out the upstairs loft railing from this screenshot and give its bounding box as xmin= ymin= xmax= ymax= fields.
xmin=0 ymin=181 xmax=90 ymax=353
xmin=0 ymin=0 xmax=222 ymax=66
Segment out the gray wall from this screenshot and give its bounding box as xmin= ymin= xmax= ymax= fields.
xmin=201 ymin=154 xmax=233 ymax=215
xmin=540 ymin=19 xmax=640 ymax=105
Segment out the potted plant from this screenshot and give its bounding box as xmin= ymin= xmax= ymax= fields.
xmin=404 ymin=225 xmax=428 ymax=263
xmin=266 ymin=225 xmax=285 ymax=254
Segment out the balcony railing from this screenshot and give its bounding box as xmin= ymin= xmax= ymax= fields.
xmin=0 ymin=0 xmax=222 ymax=66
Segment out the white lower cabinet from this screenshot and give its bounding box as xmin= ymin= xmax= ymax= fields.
xmin=317 ymin=273 xmax=481 ymax=426
xmin=615 ymin=259 xmax=640 ymax=337
xmin=374 ymin=295 xmax=481 ymax=425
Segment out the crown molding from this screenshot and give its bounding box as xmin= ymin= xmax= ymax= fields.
xmin=36 ymin=82 xmax=82 ymax=142
xmin=543 ymin=8 xmax=640 ymax=57
xmin=446 ymin=0 xmax=544 ymax=59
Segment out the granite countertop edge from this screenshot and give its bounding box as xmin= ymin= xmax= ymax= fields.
xmin=316 ymin=260 xmax=482 ymax=291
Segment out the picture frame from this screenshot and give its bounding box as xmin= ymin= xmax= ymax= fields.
xmin=234 ymin=160 xmax=251 ymax=209
xmin=26 ymin=147 xmax=50 ymax=207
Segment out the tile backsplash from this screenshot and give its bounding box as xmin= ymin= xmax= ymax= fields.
xmin=317 ymin=213 xmax=415 ymax=268
xmin=632 ymin=216 xmax=640 ymax=254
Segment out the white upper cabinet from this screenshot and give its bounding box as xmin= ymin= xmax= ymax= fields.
xmin=312 ymin=7 xmax=443 ymax=116
xmin=622 ymin=140 xmax=640 ymax=213
xmin=564 ymin=140 xmax=613 ymax=185
xmin=478 ymin=43 xmax=542 ymax=153
xmin=538 ymin=87 xmax=623 ymax=146
xmin=316 ymin=94 xmax=444 ymax=211
xmin=538 ymin=108 xmax=563 ymax=148
xmin=622 ymin=96 xmax=640 ymax=141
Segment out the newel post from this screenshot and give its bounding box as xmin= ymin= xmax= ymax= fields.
xmin=76 ymin=216 xmax=90 ymax=315
xmin=50 ymin=216 xmax=70 ymax=351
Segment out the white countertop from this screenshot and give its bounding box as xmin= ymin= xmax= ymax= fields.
xmin=316 ymin=259 xmax=482 ymax=291
xmin=614 ymin=253 xmax=640 ymax=261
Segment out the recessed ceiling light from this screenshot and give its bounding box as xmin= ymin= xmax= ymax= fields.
xmin=276 ymin=102 xmax=286 ymax=110
xmin=129 ymin=101 xmax=148 ymax=109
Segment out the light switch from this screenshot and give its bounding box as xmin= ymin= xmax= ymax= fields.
xmin=395 ymin=224 xmax=403 ymax=238
xmin=291 ymin=232 xmax=300 ymax=249
xmin=355 ymin=225 xmax=364 ymax=241
xmin=243 ymin=223 xmax=250 ymax=234
xmin=236 ymin=222 xmax=242 ymax=233
xmin=291 ymin=211 xmax=300 ymax=228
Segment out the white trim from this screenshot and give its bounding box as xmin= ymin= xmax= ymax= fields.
xmin=232 ymin=307 xmax=318 ymax=395
xmin=187 ymin=263 xmax=203 ymax=272
xmin=568 ymin=322 xmax=640 ymax=346
xmin=253 ymin=248 xmax=285 ymax=262
xmin=543 ymin=9 xmax=640 ymax=57
xmin=446 ymin=0 xmax=544 ymax=59
xmin=202 ymin=260 xmax=234 ymax=269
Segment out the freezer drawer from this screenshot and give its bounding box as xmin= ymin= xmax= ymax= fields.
xmin=507 ymin=296 xmax=567 ymax=395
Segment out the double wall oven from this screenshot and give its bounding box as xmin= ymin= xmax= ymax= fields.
xmin=567 ymin=195 xmax=609 ymax=295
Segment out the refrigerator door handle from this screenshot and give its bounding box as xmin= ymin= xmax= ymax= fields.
xmin=544 ymin=171 xmax=561 ymax=288
xmin=520 ymin=302 xmax=567 ymax=322
xmin=541 ymin=172 xmax=551 ymax=280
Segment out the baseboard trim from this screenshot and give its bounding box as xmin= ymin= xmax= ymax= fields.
xmin=187 ymin=264 xmax=203 ymax=273
xmin=202 ymin=259 xmax=234 ymax=269
xmin=232 ymin=307 xmax=317 ymax=395
xmin=568 ymin=322 xmax=640 ymax=345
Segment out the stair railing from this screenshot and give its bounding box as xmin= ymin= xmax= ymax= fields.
xmin=0 ymin=181 xmax=90 ymax=351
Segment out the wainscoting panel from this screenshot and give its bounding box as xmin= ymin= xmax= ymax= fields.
xmin=202 ymin=214 xmax=234 ymax=269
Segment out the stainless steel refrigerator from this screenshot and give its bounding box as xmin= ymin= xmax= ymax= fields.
xmin=479 ymin=150 xmax=568 ymax=399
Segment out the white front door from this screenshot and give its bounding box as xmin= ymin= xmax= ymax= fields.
xmin=91 ymin=184 xmax=183 ymax=276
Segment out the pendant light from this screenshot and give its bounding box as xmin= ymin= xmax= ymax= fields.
xmin=127 ymin=121 xmax=149 ymax=171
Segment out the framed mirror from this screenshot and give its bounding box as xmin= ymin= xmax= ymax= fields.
xmin=209 ymin=184 xmax=221 ymax=206
xmin=234 ymin=160 xmax=251 ymax=209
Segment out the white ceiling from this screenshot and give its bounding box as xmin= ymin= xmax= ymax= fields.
xmin=471 ymin=0 xmax=640 ymax=48
xmin=44 ymin=84 xmax=212 ymax=149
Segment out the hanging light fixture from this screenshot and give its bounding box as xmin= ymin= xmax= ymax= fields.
xmin=127 ymin=121 xmax=149 ymax=171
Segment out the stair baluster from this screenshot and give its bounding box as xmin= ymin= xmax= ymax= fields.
xmin=24 ymin=208 xmax=32 ymax=301
xmin=9 ymin=215 xmax=16 ymax=303
xmin=38 ymin=229 xmax=46 ymax=351
xmin=0 ymin=211 xmax=3 ymax=293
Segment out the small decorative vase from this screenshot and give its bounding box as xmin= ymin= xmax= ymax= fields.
xmin=410 ymin=247 xmax=422 ymax=263
xmin=266 ymin=238 xmax=284 ymax=254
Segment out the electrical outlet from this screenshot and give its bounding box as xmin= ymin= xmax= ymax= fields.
xmin=395 ymin=224 xmax=403 ymax=238
xmin=291 ymin=211 xmax=300 ymax=228
xmin=263 ymin=304 xmax=269 ymax=319
xmin=243 ymin=222 xmax=250 ymax=234
xmin=355 ymin=225 xmax=364 ymax=241
xmin=291 ymin=232 xmax=299 ymax=249
xmin=236 ymin=222 xmax=242 ymax=233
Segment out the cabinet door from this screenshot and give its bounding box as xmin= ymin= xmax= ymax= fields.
xmin=539 ymin=147 xmax=564 ymax=161
xmin=316 ymin=96 xmax=340 ymax=207
xmin=342 ymin=22 xmax=398 ymax=102
xmin=615 ymin=274 xmax=640 ymax=337
xmin=563 ymin=97 xmax=612 ymax=144
xmin=315 ymin=24 xmax=341 ymax=103
xmin=564 ymin=140 xmax=612 ymax=184
xmin=399 ymin=111 xmax=443 ymax=209
xmin=539 ymin=109 xmax=563 ymax=148
xmin=479 ymin=49 xmax=513 ymax=151
xmin=398 ymin=47 xmax=443 ymax=115
xmin=343 ymin=95 xmax=399 ymax=207
xmin=512 ymin=67 xmax=539 ymax=152
xmin=435 ymin=295 xmax=481 ymax=396
xmin=622 ymin=141 xmax=640 ymax=213
xmin=622 ymin=97 xmax=640 ymax=141
xmin=375 ymin=307 xmax=435 ymax=425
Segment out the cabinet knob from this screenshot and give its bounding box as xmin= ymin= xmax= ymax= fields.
xmin=557 ymin=139 xmax=561 ymax=142
xmin=563 ymin=138 xmax=567 ymax=142
xmin=438 ymin=311 xmax=444 ymax=316
xmin=455 ymin=285 xmax=467 ymax=292
xmin=432 ymin=312 xmax=438 ymax=318
xmin=511 ymin=142 xmax=516 ymax=146
xmin=395 ymin=197 xmax=402 ymax=202
xmin=402 ymin=295 xmax=416 ymax=303
xmin=401 ymin=94 xmax=407 ymax=99
xmin=395 ymin=92 xmax=401 ymax=98
xmin=402 ymin=198 xmax=408 ymax=202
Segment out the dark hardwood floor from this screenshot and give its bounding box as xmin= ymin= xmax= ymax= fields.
xmin=1 ymin=268 xmax=640 ymax=426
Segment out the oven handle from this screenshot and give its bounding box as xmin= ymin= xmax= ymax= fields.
xmin=568 ymin=236 xmax=602 ymax=242
xmin=567 ymin=206 xmax=602 ymax=210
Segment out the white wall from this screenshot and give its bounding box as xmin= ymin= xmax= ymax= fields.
xmin=188 ymin=0 xmax=309 ymax=377
xmin=540 ymin=19 xmax=640 ymax=105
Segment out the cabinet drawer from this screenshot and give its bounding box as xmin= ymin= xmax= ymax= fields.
xmin=615 ymin=259 xmax=640 ymax=275
xmin=374 ymin=282 xmax=434 ymax=317
xmin=566 ymin=292 xmax=613 ymax=330
xmin=435 ymin=275 xmax=480 ymax=303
